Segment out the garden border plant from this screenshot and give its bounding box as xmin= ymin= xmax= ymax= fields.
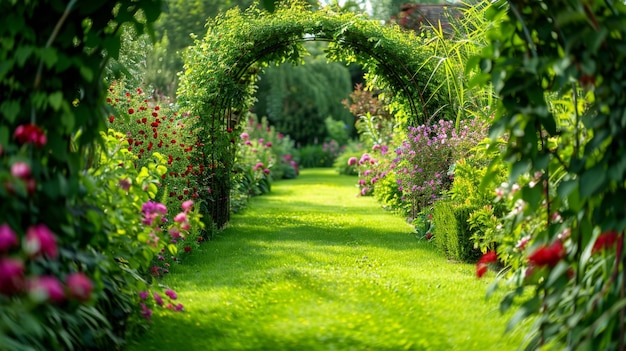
xmin=473 ymin=0 xmax=626 ymax=350
xmin=178 ymin=0 xmax=453 ymax=227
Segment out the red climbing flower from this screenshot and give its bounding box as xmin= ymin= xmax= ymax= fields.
xmin=592 ymin=230 xmax=620 ymax=254
xmin=476 ymin=251 xmax=498 ymax=278
xmin=528 ymin=241 xmax=564 ymax=268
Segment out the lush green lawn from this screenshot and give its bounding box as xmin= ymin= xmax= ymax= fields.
xmin=127 ymin=169 xmax=526 ymax=351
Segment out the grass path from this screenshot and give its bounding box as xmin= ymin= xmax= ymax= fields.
xmin=128 ymin=169 xmax=524 ymax=351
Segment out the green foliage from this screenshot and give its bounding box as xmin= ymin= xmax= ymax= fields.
xmin=178 ymin=0 xmax=450 ymax=225
xmin=333 ymin=141 xmax=366 ymax=176
xmin=296 ymin=141 xmax=343 ymax=168
xmin=432 ymin=200 xmax=481 ymax=262
xmin=472 ymin=0 xmax=626 ymax=349
xmin=254 ymin=42 xmax=354 ymax=146
xmin=127 ymin=169 xmax=526 ymax=351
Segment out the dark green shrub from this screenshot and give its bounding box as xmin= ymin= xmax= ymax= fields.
xmin=432 ymin=200 xmax=481 ymax=262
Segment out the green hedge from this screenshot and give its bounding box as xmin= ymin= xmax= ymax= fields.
xmin=432 ymin=200 xmax=482 ymax=262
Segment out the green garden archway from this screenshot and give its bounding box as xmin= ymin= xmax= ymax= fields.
xmin=178 ymin=1 xmax=451 ymax=228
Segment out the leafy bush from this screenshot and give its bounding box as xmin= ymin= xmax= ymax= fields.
xmin=432 ymin=200 xmax=481 ymax=262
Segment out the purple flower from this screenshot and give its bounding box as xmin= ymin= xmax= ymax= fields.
xmin=140 ymin=303 xmax=153 ymax=321
xmin=174 ymin=303 xmax=184 ymax=311
xmin=139 ymin=291 xmax=149 ymax=300
xmin=0 ymin=223 xmax=18 ymax=252
xmin=165 ymin=289 xmax=178 ymax=300
xmin=154 ymin=293 xmax=164 ymax=306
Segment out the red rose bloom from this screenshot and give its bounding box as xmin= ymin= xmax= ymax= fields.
xmin=528 ymin=241 xmax=564 ymax=268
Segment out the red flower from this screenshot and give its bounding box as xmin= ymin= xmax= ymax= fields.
xmin=528 ymin=241 xmax=564 ymax=268
xmin=152 ymin=112 xmax=158 ymax=117
xmin=128 ymin=108 xmax=135 ymax=114
xmin=141 ymin=117 xmax=147 ymax=124
xmin=184 ymin=246 xmax=192 ymax=253
xmin=14 ymin=124 xmax=47 ymax=147
xmin=476 ymin=251 xmax=498 ymax=278
xmin=109 ymin=115 xmax=115 ymax=123
xmin=154 ymin=106 xmax=160 ymax=111
xmin=592 ymin=230 xmax=620 ymax=254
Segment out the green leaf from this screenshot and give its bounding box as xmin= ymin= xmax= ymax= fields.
xmin=15 ymin=45 xmax=33 ymax=66
xmin=579 ymin=165 xmax=605 ymax=198
xmin=0 ymin=100 xmax=20 ymax=123
xmin=80 ymin=66 xmax=94 ymax=82
xmin=48 ymin=91 xmax=63 ymax=111
xmin=40 ymin=47 xmax=58 ymax=69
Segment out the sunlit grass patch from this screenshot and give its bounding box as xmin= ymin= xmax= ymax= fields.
xmin=128 ymin=169 xmax=525 ymax=351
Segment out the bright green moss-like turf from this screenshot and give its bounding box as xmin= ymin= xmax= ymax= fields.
xmin=128 ymin=169 xmax=525 ymax=351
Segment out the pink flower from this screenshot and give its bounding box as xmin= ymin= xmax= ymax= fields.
xmin=265 ymin=142 xmax=272 ymax=147
xmin=476 ymin=251 xmax=498 ymax=278
xmin=347 ymin=157 xmax=357 ymax=166
xmin=24 ymin=224 xmax=58 ymax=259
xmin=240 ymin=132 xmax=249 ymax=140
xmin=174 ymin=212 xmax=187 ymax=223
xmin=27 ymin=276 xmax=65 ymax=303
xmin=0 ymin=223 xmax=18 ymax=252
xmin=139 ymin=291 xmax=149 ymax=300
xmin=174 ymin=303 xmax=184 ymax=311
xmin=181 ymin=200 xmax=194 ymax=212
xmin=14 ymin=124 xmax=47 ymax=147
xmin=66 ymin=272 xmax=93 ymax=302
xmin=11 ymin=161 xmax=31 ymax=179
xmin=263 ymin=168 xmax=270 ymax=175
xmin=0 ymin=258 xmax=24 ymax=295
xmin=165 ymin=289 xmax=177 ymax=300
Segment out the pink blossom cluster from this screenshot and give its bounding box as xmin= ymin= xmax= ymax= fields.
xmin=138 ymin=288 xmax=184 ymax=322
xmin=0 ymin=223 xmax=93 ymax=303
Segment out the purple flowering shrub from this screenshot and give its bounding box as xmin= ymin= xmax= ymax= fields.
xmin=347 ymin=119 xmax=488 ymax=231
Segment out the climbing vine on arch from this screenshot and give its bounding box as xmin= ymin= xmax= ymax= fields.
xmin=178 ymin=0 xmax=453 ymax=227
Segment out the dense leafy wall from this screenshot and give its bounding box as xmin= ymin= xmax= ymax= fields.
xmin=178 ymin=0 xmax=450 ymax=226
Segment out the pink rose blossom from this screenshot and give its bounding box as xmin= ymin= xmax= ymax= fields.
xmin=11 ymin=161 xmax=31 ymax=180
xmin=27 ymin=276 xmax=65 ymax=303
xmin=0 ymin=223 xmax=18 ymax=252
xmin=0 ymin=258 xmax=24 ymax=295
xmin=66 ymin=272 xmax=93 ymax=302
xmin=25 ymin=224 xmax=58 ymax=259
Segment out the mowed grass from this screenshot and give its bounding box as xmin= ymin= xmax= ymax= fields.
xmin=127 ymin=168 xmax=526 ymax=351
